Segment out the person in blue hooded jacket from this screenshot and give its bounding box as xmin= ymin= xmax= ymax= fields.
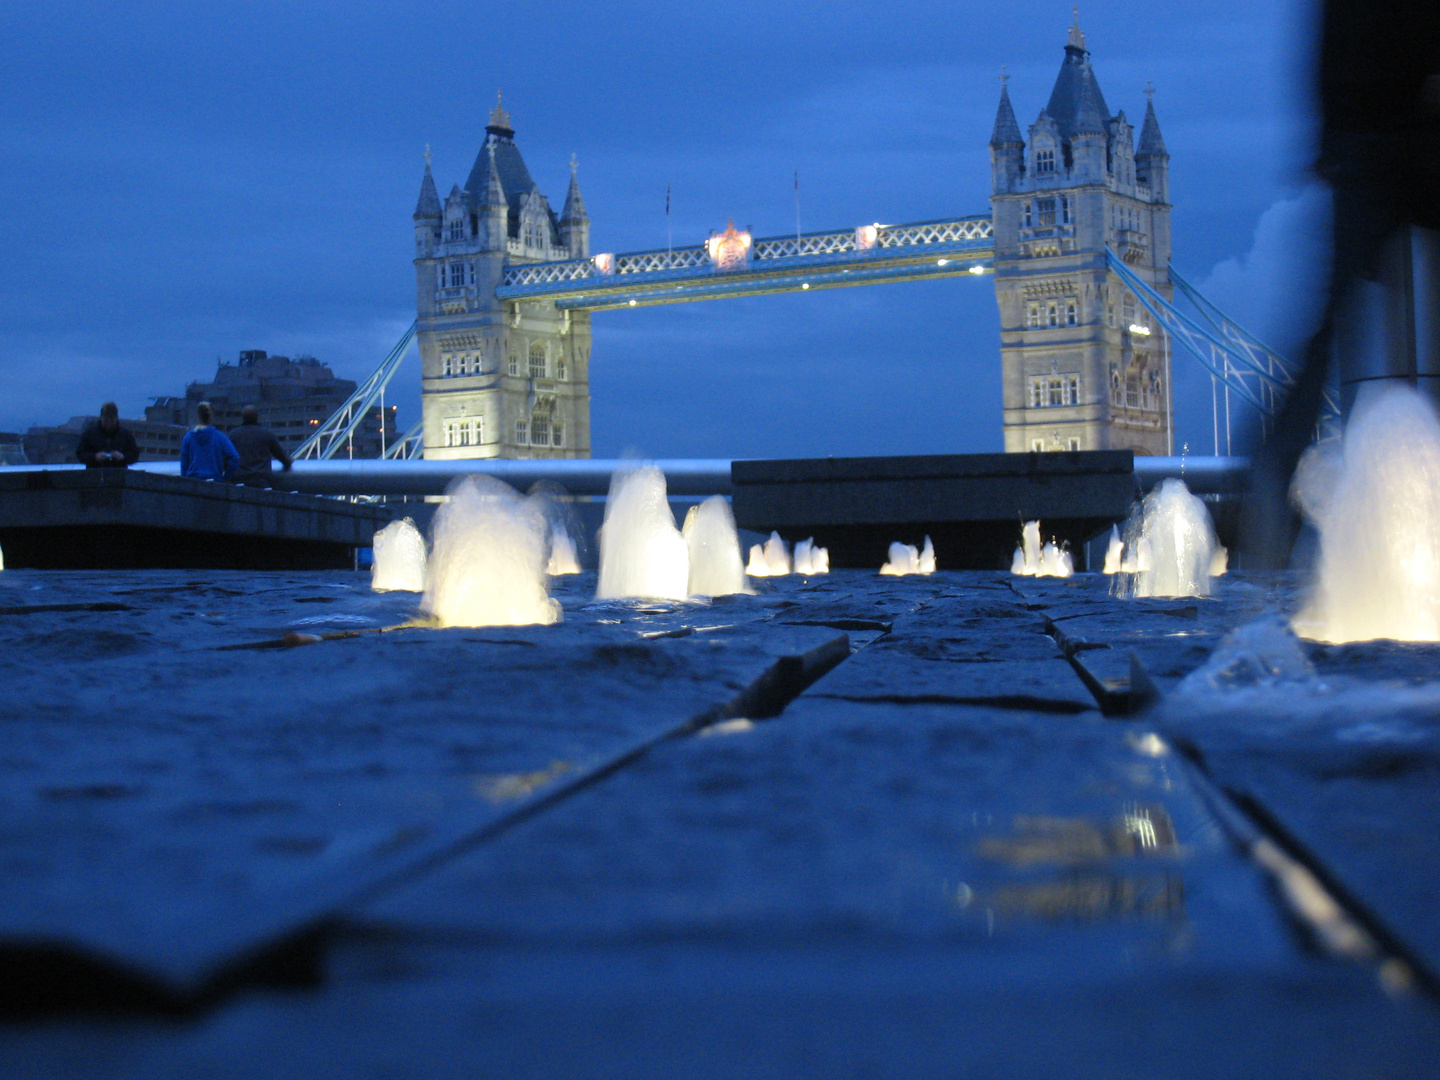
xmin=180 ymin=401 xmax=240 ymax=481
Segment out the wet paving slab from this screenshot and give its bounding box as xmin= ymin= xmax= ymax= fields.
xmin=2 ymin=567 xmax=1440 ymax=1076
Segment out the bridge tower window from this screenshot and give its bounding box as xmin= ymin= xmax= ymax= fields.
xmin=1066 ymin=300 xmax=1078 ymax=326
xmin=1036 ymin=198 xmax=1057 ymax=227
xmin=515 ymin=419 xmax=527 ymax=445
xmin=531 ymin=415 xmax=550 ymax=446
xmin=1023 ymin=202 xmax=1033 ymax=228
xmin=555 ymin=355 xmax=567 ymax=380
xmin=1046 ymin=301 xmax=1060 ymax=327
xmin=552 ymin=421 xmax=564 ymax=447
xmin=448 ymin=262 xmax=465 ymax=288
xmin=1036 ymin=149 xmax=1056 ymax=174
xmin=508 ymin=352 xmax=519 ymax=376
xmin=528 ymin=341 xmax=547 ymax=379
xmin=447 ymin=218 xmax=463 ymax=242
xmin=1026 ymin=302 xmax=1041 ymax=328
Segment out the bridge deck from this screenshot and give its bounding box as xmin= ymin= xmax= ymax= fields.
xmin=495 ymin=216 xmax=995 ymax=310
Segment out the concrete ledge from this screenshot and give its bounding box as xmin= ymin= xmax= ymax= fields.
xmin=731 ymin=451 xmax=1136 ymax=569
xmin=0 ymin=469 xmax=391 ymax=569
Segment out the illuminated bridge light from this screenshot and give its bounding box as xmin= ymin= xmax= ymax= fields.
xmin=1128 ymin=323 xmax=1152 ymax=336
xmin=969 ymin=265 xmax=986 ymax=275
xmin=628 ymin=299 xmax=637 ymax=306
xmin=801 ymin=283 xmax=810 ymax=290
xmin=937 ymin=258 xmax=949 ymax=267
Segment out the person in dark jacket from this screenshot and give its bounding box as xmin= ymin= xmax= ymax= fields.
xmin=180 ymin=401 xmax=240 ymax=481
xmin=228 ymin=405 xmax=294 ymax=487
xmin=74 ymin=402 xmax=140 ymax=468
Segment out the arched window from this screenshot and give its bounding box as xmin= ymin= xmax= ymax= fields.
xmin=447 ymin=218 xmax=463 ymax=242
xmin=531 ymin=414 xmax=550 ymax=447
xmin=555 ymin=355 xmax=567 ymax=380
xmin=528 ymin=341 xmax=547 ymax=379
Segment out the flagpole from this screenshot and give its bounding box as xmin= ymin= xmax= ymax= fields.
xmin=793 ymin=169 xmax=800 ymax=244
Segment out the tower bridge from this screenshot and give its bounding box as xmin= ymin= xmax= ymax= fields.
xmin=362 ymin=18 xmax=1196 ymax=463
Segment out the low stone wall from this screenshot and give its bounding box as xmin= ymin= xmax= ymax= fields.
xmin=0 ymin=468 xmax=391 ymax=569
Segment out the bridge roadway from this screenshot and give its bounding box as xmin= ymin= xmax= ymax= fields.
xmin=494 ymin=215 xmax=996 ymax=310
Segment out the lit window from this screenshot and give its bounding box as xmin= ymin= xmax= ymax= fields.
xmin=1066 ymin=300 xmax=1078 ymax=326
xmin=528 ymin=341 xmax=546 ymax=379
xmin=1037 ymin=198 xmax=1056 ymax=227
xmin=441 ymin=354 xmax=454 ymax=377
xmin=1036 ymin=149 xmax=1055 ymax=174
xmin=515 ymin=419 xmax=527 ymax=444
xmin=531 ymin=415 xmax=550 ymax=446
xmin=1026 ymin=302 xmax=1041 ymax=328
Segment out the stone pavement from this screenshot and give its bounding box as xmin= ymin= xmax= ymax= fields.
xmin=1 ymin=567 xmax=1438 ymax=1077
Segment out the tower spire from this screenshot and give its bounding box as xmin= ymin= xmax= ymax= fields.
xmin=1068 ymin=5 xmax=1085 ymax=52
xmin=413 ymin=148 xmax=441 ymax=220
xmin=486 ymin=90 xmax=514 ymax=138
xmin=990 ymin=73 xmax=1024 ymax=146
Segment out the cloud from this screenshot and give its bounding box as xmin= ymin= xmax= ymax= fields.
xmin=1169 ymin=184 xmax=1331 ymax=452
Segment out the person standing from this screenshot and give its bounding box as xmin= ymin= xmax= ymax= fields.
xmin=180 ymin=401 xmax=239 ymax=481
xmin=74 ymin=402 xmax=139 ymax=468
xmin=227 ymin=405 xmax=294 ymax=488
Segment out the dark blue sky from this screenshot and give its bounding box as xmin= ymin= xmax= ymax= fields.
xmin=1 ymin=0 xmax=1324 ymax=458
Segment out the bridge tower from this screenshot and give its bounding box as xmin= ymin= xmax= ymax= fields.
xmin=413 ymin=96 xmax=592 ymax=460
xmin=990 ymin=18 xmax=1173 ymax=455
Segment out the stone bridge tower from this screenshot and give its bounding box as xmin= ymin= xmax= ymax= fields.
xmin=413 ymin=96 xmax=592 ymax=460
xmin=989 ymin=18 xmax=1173 ymax=455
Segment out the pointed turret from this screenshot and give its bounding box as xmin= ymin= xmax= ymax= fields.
xmin=990 ymin=80 xmax=1024 ymax=147
xmin=413 ymin=148 xmax=442 ymax=258
xmin=414 ymin=155 xmax=441 ymax=221
xmin=477 ymin=144 xmax=508 ymax=251
xmin=1137 ymin=96 xmax=1168 ymax=158
xmin=559 ymin=154 xmax=590 ymax=258
xmin=1136 ymin=89 xmax=1170 ymax=201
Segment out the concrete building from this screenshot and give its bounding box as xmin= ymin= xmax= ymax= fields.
xmin=146 ymin=351 xmax=390 ymax=459
xmin=990 ymin=18 xmax=1173 ymax=455
xmin=414 ymin=95 xmax=592 ymax=460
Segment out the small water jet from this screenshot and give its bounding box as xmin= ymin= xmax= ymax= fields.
xmin=880 ymin=536 xmax=935 ymax=576
xmin=1102 ymin=526 xmax=1124 ymax=574
xmin=745 ymin=532 xmax=792 ymax=577
xmin=422 ymin=476 xmax=562 ymax=627
xmin=370 ymin=517 xmax=427 ymax=593
xmin=546 ymin=523 xmax=582 ymax=576
xmin=1293 ymin=383 xmax=1440 ymax=642
xmin=1010 ymin=521 xmax=1073 ymax=578
xmin=682 ymin=496 xmax=752 ymax=596
xmin=1111 ymin=479 xmax=1217 ymax=598
xmin=596 ymin=464 xmax=690 ymax=600
xmin=792 ymin=538 xmax=829 ymax=575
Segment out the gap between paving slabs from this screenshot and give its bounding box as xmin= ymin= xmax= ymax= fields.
xmin=0 ymin=573 xmax=944 ymax=1018
xmin=1008 ymin=572 xmax=1440 ymax=1003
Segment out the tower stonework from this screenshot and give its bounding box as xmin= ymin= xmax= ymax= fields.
xmin=990 ymin=21 xmax=1173 ymax=455
xmin=414 ymin=97 xmax=592 ymax=460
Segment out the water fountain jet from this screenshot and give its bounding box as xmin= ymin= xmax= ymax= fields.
xmin=370 ymin=517 xmax=427 ymax=593
xmin=422 ymin=476 xmax=562 ymax=627
xmin=682 ymin=496 xmax=752 ymax=596
xmin=1293 ymin=383 xmax=1440 ymax=642
xmin=880 ymin=536 xmax=935 ymax=576
xmin=1011 ymin=521 xmax=1073 ymax=577
xmin=745 ymin=532 xmax=792 ymax=577
xmin=1111 ymin=479 xmax=1217 ymax=598
xmin=596 ymin=464 xmax=690 ymax=600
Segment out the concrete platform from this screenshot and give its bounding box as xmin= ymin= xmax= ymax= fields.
xmin=0 ymin=469 xmax=390 ymax=570
xmin=731 ymin=450 xmax=1136 ymax=569
xmin=1 ymin=567 xmax=1439 ymax=1076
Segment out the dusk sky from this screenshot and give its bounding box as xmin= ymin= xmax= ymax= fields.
xmin=2 ymin=0 xmax=1327 ymax=459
